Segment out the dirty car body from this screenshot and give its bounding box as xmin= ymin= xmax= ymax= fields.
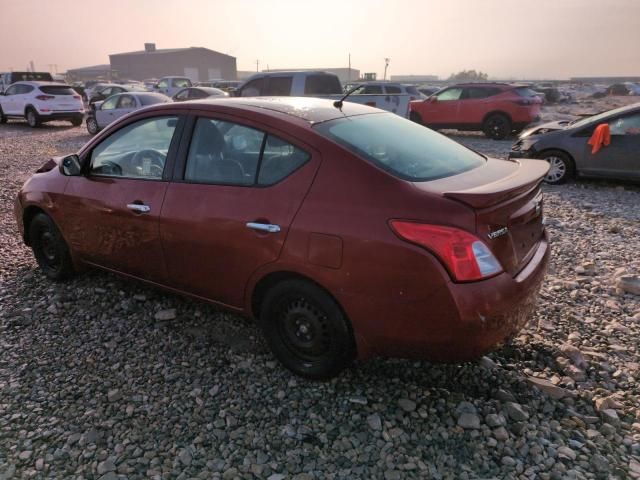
xmin=15 ymin=97 xmax=551 ymax=378
xmin=510 ymin=102 xmax=640 ymax=183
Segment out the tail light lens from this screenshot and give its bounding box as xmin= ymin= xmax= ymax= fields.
xmin=36 ymin=95 xmax=55 ymax=101
xmin=390 ymin=221 xmax=503 ymax=282
xmin=73 ymin=95 xmax=81 ymax=100
xmin=513 ymin=99 xmax=531 ymax=106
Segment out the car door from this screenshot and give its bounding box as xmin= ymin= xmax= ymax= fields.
xmin=95 ymin=95 xmax=120 ymax=128
xmin=58 ymin=115 xmax=183 ymax=281
xmin=420 ymin=87 xmax=463 ymax=126
xmin=160 ymin=114 xmax=320 ymax=308
xmin=582 ymin=112 xmax=640 ymax=179
xmin=113 ymin=94 xmax=137 ymax=121
xmin=457 ymin=87 xmax=498 ymax=125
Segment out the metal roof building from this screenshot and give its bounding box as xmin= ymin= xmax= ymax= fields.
xmin=109 ymin=43 xmax=237 ymax=82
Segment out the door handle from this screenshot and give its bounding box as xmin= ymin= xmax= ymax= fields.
xmin=246 ymin=222 xmax=281 ymax=233
xmin=127 ymin=203 xmax=151 ymax=213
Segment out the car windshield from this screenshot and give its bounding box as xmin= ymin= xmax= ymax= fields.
xmin=314 ymin=113 xmax=485 ymax=181
xmin=569 ymin=105 xmax=639 ymax=128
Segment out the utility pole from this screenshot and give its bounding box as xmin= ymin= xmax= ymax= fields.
xmin=348 ymin=53 xmax=351 ymax=83
xmin=256 ymin=59 xmax=259 ymax=72
xmin=383 ymin=57 xmax=390 ymax=81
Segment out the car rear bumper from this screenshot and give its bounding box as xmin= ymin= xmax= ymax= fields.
xmin=37 ymin=111 xmax=84 ymax=121
xmin=349 ymin=231 xmax=550 ymax=361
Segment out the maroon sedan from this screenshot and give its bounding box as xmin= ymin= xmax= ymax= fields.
xmin=15 ymin=97 xmax=550 ymax=379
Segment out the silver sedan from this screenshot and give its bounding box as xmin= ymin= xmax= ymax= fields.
xmin=86 ymin=92 xmax=170 ymax=135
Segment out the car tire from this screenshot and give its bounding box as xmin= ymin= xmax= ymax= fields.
xmin=26 ymin=108 xmax=40 ymax=128
xmin=70 ymin=118 xmax=83 ymax=127
xmin=0 ymin=106 xmax=7 ymax=124
xmin=409 ymin=111 xmax=423 ymax=125
xmin=29 ymin=213 xmax=75 ymax=281
xmin=539 ymin=150 xmax=574 ymax=185
xmin=483 ymin=113 xmax=511 ymax=140
xmin=86 ymin=117 xmax=99 ymax=135
xmin=260 ymin=279 xmax=356 ymax=379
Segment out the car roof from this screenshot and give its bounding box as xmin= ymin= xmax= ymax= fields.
xmin=149 ymin=96 xmax=382 ymax=125
xmin=12 ymin=81 xmax=71 ymax=87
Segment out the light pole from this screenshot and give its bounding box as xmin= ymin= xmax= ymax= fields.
xmin=383 ymin=58 xmax=390 ymax=81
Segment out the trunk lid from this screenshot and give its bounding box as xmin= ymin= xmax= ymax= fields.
xmin=416 ymin=158 xmax=549 ymax=276
xmin=38 ymin=85 xmax=83 ymax=111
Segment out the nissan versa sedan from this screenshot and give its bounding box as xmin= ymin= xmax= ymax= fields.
xmin=15 ymin=97 xmax=550 ymax=379
xmin=510 ymin=102 xmax=640 ymax=183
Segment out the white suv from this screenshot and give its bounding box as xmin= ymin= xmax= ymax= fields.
xmin=0 ymin=81 xmax=85 ymax=127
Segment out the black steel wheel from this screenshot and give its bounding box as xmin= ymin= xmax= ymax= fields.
xmin=29 ymin=213 xmax=75 ymax=280
xmin=260 ymin=279 xmax=356 ymax=379
xmin=483 ymin=113 xmax=511 ymax=140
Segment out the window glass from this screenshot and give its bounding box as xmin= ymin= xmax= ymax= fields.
xmin=117 ymin=95 xmax=136 ymax=109
xmin=265 ymin=77 xmax=293 ymax=96
xmin=101 ymin=96 xmax=119 ymax=110
xmin=258 ymin=136 xmax=310 ymax=185
xmin=4 ymin=85 xmax=19 ymax=95
xmin=157 ymin=79 xmax=169 ymax=88
xmin=189 ymin=89 xmax=208 ymax=99
xmin=405 ymin=86 xmax=420 ymax=95
xmin=39 ymin=86 xmax=75 ymax=95
xmin=362 ymin=85 xmax=383 ymax=94
xmin=185 ymin=118 xmax=265 ymax=185
xmin=314 ymin=113 xmax=484 ymax=182
xmin=139 ymin=94 xmax=170 ymax=106
xmin=174 ymin=78 xmax=191 ymax=88
xmin=90 ymin=116 xmax=177 ymax=179
xmin=608 ymin=113 xmax=640 ymax=136
xmin=436 ymin=88 xmax=463 ymax=101
xmin=463 ymin=87 xmax=497 ymax=99
xmin=174 ymin=89 xmax=189 ymax=100
xmin=514 ymin=87 xmax=539 ymax=98
xmin=385 ymin=85 xmax=401 ymax=94
xmin=240 ymin=78 xmax=264 ymax=96
xmin=18 ymin=85 xmax=35 ymax=94
xmin=304 ymin=74 xmax=342 ymax=95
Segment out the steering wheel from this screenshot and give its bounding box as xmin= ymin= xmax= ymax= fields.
xmin=99 ymin=160 xmax=122 ymax=176
xmin=131 ymin=149 xmax=165 ymax=177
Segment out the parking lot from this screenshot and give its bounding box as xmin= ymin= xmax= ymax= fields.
xmin=1 ymin=121 xmax=639 ymax=479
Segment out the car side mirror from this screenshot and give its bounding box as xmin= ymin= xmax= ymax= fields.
xmin=60 ymin=154 xmax=82 ymax=176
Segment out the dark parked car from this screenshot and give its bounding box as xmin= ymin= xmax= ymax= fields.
xmin=15 ymin=97 xmax=550 ymax=378
xmin=510 ymin=103 xmax=640 ymax=183
xmin=89 ymin=84 xmax=144 ymax=104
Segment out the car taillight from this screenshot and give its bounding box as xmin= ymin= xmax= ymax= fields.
xmin=389 ymin=221 xmax=503 ymax=282
xmin=36 ymin=95 xmax=55 ymax=101
xmin=73 ymin=95 xmax=81 ymax=100
xmin=513 ymin=99 xmax=531 ymax=106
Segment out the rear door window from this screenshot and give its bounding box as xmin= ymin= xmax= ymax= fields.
xmin=185 ymin=118 xmax=265 ymax=185
xmin=174 ymin=89 xmax=190 ymax=100
xmin=514 ymin=87 xmax=539 ymax=98
xmin=117 ymin=95 xmax=136 ymax=109
xmin=304 ymin=74 xmax=342 ymax=95
xmin=265 ymin=77 xmax=293 ymax=96
xmin=463 ymin=87 xmax=500 ymax=99
xmin=385 ymin=85 xmax=402 ymax=94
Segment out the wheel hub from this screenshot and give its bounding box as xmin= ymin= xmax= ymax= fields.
xmin=278 ymin=298 xmax=330 ymax=361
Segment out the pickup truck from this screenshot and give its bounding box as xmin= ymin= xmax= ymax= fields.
xmin=235 ymin=71 xmax=411 ymax=117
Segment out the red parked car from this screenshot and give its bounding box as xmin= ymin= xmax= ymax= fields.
xmin=15 ymin=97 xmax=550 ymax=379
xmin=409 ymin=83 xmax=542 ymax=139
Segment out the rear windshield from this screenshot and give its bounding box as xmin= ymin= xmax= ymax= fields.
xmin=139 ymin=94 xmax=171 ymax=106
xmin=304 ymin=74 xmax=342 ymax=95
xmin=314 ymin=113 xmax=484 ymax=181
xmin=39 ymin=86 xmax=76 ymax=95
xmin=514 ymin=87 xmax=539 ymax=98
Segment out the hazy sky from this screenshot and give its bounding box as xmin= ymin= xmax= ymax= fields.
xmin=1 ymin=0 xmax=639 ymax=79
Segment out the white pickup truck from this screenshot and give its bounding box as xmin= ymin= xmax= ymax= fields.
xmin=235 ymin=71 xmax=411 ymax=118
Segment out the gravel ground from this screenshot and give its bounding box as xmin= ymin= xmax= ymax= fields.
xmin=1 ymin=119 xmax=639 ymax=480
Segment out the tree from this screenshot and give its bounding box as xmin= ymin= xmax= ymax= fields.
xmin=448 ymin=70 xmax=489 ymax=82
